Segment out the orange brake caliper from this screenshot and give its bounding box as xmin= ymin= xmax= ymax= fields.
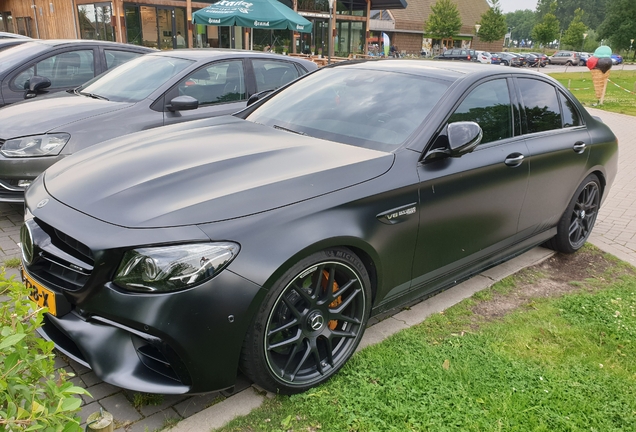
xmin=321 ymin=270 xmax=342 ymax=330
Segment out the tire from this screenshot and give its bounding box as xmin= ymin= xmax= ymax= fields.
xmin=546 ymin=174 xmax=601 ymax=254
xmin=579 ymin=60 xmax=585 ymax=66
xmin=503 ymin=60 xmax=509 ymax=66
xmin=241 ymin=247 xmax=372 ymax=394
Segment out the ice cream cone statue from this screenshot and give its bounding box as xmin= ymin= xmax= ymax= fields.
xmin=587 ymin=46 xmax=613 ymax=104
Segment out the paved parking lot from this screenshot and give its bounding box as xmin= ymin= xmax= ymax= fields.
xmin=1 ymin=104 xmax=635 ymax=431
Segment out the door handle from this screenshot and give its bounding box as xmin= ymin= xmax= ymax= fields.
xmin=573 ymin=141 xmax=586 ymax=153
xmin=504 ymin=153 xmax=525 ymax=167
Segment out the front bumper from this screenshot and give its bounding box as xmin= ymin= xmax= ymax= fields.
xmin=24 ymin=179 xmax=265 ymax=394
xmin=0 ymin=153 xmax=65 ymax=202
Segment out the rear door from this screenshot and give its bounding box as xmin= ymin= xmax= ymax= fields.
xmin=514 ymin=76 xmax=590 ymax=239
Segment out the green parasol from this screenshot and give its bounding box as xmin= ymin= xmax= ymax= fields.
xmin=192 ymin=0 xmax=313 ymax=33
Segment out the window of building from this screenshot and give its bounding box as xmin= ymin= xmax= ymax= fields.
xmin=15 ymin=17 xmax=32 ymax=37
xmin=517 ymin=78 xmax=562 ymax=134
xmin=448 ymin=79 xmax=513 ymax=145
xmin=1 ymin=12 xmax=14 ymax=33
xmin=78 ymin=3 xmax=114 ymax=41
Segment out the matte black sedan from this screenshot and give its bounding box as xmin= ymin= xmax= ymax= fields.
xmin=0 ymin=49 xmax=316 ymax=202
xmin=21 ymin=60 xmax=617 ymax=395
xmin=0 ymin=39 xmax=153 ymax=107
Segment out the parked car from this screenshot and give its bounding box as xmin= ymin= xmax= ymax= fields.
xmin=0 ymin=39 xmax=153 ymax=107
xmin=489 ymin=52 xmax=502 ymax=65
xmin=611 ymin=54 xmax=623 ymax=65
xmin=434 ymin=48 xmax=477 ymax=61
xmin=0 ymin=49 xmax=317 ymax=202
xmin=21 ymin=60 xmax=618 ymax=395
xmin=498 ymin=52 xmax=523 ymax=67
xmin=528 ymin=52 xmax=548 ymax=67
xmin=548 ymin=50 xmax=580 ymax=66
xmin=0 ymin=31 xmax=30 ymax=39
xmin=578 ymin=52 xmax=592 ymax=66
xmin=475 ymin=51 xmax=492 ymax=64
xmin=0 ymin=38 xmax=29 ymax=52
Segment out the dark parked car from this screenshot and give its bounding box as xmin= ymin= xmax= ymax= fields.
xmin=21 ymin=60 xmax=617 ymax=395
xmin=579 ymin=52 xmax=592 ymax=66
xmin=0 ymin=39 xmax=153 ymax=107
xmin=0 ymin=31 xmax=30 ymax=39
xmin=611 ymin=54 xmax=623 ymax=64
xmin=434 ymin=48 xmax=477 ymax=61
xmin=528 ymin=52 xmax=548 ymax=67
xmin=498 ymin=52 xmax=523 ymax=67
xmin=0 ymin=49 xmax=316 ymax=202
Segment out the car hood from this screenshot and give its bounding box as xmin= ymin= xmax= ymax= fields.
xmin=44 ymin=117 xmax=394 ymax=228
xmin=0 ymin=92 xmax=132 ymax=137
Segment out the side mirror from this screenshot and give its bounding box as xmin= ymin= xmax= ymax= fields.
xmin=247 ymin=89 xmax=273 ymax=106
xmin=422 ymin=121 xmax=482 ymax=163
xmin=168 ymin=95 xmax=199 ymax=112
xmin=447 ymin=121 xmax=482 ymax=157
xmin=24 ymin=75 xmax=51 ymax=100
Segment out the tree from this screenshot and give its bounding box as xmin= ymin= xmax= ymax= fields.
xmin=598 ymin=0 xmax=636 ymax=51
xmin=561 ymin=8 xmax=587 ymax=49
xmin=424 ymin=0 xmax=462 ymax=39
xmin=477 ymin=0 xmax=507 ymax=43
xmin=505 ymin=9 xmax=536 ymax=45
xmin=532 ymin=3 xmax=560 ymax=48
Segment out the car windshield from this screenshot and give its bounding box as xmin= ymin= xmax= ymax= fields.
xmin=246 ymin=67 xmax=451 ymax=151
xmin=0 ymin=42 xmax=48 ymax=74
xmin=79 ymin=54 xmax=194 ymax=102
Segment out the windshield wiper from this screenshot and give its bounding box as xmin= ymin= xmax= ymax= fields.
xmin=79 ymin=91 xmax=109 ymax=101
xmin=273 ymin=124 xmax=306 ymax=136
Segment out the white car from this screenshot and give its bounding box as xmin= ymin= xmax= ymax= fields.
xmin=476 ymin=51 xmax=493 ymax=64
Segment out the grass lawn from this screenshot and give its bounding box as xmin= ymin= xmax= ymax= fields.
xmin=220 ymin=246 xmax=636 ymax=431
xmin=548 ymin=69 xmax=636 ymax=116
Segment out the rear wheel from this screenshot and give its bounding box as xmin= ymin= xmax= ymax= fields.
xmin=565 ymin=60 xmax=573 ymax=66
xmin=546 ymin=174 xmax=601 ymax=254
xmin=241 ymin=248 xmax=371 ymax=394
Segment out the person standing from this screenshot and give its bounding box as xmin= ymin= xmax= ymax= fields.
xmin=176 ymin=32 xmax=186 ymax=48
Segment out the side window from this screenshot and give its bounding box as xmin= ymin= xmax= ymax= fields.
xmin=559 ymin=91 xmax=582 ymax=127
xmin=448 ymin=79 xmax=513 ymax=145
xmin=252 ymin=59 xmax=300 ymax=93
xmin=177 ymin=60 xmax=245 ymax=105
xmin=13 ymin=50 xmax=95 ymax=90
xmin=105 ymin=50 xmax=141 ymax=70
xmin=517 ymin=78 xmax=561 ymax=133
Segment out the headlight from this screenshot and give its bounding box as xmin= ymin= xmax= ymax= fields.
xmin=114 ymin=242 xmax=240 ymax=293
xmin=1 ymin=133 xmax=70 ymax=157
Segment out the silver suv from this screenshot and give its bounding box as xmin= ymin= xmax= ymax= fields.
xmin=549 ymin=50 xmax=580 ymax=66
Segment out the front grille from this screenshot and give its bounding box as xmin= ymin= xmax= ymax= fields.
xmin=26 ymin=218 xmax=94 ymax=291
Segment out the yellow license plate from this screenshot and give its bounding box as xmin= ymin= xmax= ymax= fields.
xmin=23 ymin=269 xmax=57 ymax=316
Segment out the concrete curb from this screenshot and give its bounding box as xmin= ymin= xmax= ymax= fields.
xmin=165 ymin=246 xmax=555 ymax=431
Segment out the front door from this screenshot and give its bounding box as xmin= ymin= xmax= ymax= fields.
xmin=412 ymin=78 xmax=529 ymax=293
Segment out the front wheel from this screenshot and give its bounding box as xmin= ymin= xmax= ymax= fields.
xmin=241 ymin=248 xmax=371 ymax=394
xmin=547 ymin=174 xmax=601 ymax=254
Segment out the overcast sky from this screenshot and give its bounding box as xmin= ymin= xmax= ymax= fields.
xmin=498 ymin=0 xmax=538 ymax=13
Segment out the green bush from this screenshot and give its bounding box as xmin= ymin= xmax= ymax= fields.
xmin=0 ymin=272 xmax=89 ymax=431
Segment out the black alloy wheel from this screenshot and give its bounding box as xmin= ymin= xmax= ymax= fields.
xmin=547 ymin=174 xmax=601 ymax=254
xmin=241 ymin=248 xmax=371 ymax=394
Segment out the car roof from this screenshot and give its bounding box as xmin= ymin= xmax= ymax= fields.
xmin=0 ymin=31 xmax=31 ymax=39
xmin=330 ymin=59 xmax=544 ymax=82
xmin=145 ymin=48 xmax=318 ymax=68
xmin=23 ymin=39 xmax=155 ymax=51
